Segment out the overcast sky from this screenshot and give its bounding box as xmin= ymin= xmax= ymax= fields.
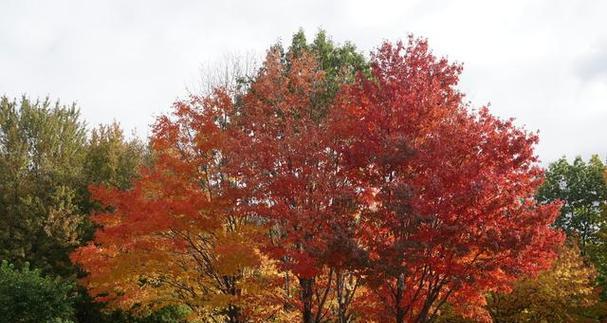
xmin=1 ymin=0 xmax=606 ymax=164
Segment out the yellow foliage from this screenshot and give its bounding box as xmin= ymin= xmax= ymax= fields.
xmin=486 ymin=240 xmax=599 ymax=322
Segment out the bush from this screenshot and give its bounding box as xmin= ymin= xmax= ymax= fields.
xmin=0 ymin=260 xmax=75 ymax=322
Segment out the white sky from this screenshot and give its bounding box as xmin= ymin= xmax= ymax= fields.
xmin=1 ymin=0 xmax=606 ymax=164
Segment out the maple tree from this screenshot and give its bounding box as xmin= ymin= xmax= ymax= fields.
xmin=222 ymin=31 xmax=370 ymax=323
xmin=71 ymin=93 xmax=294 ymax=322
xmin=329 ymin=37 xmax=564 ymax=322
xmin=227 ymin=47 xmax=363 ymax=323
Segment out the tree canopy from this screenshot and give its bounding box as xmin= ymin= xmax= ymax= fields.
xmin=71 ymin=33 xmax=564 ymax=323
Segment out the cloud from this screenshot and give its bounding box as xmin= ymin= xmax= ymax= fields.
xmin=0 ymin=0 xmax=606 ymax=164
xmin=578 ymin=42 xmax=607 ymax=82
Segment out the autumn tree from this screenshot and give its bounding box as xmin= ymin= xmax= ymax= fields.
xmin=228 ymin=32 xmax=370 ymax=322
xmin=73 ymin=122 xmax=152 ymax=323
xmin=486 ymin=240 xmax=601 ymax=322
xmin=228 ymin=49 xmax=347 ymax=323
xmin=72 ymin=32 xmax=564 ymax=323
xmin=71 ymin=93 xmax=290 ymax=322
xmin=330 ymin=38 xmax=563 ymax=322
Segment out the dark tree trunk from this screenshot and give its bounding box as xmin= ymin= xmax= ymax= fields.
xmin=226 ymin=304 xmax=242 ymax=323
xmin=300 ymin=277 xmax=315 ymax=323
xmin=395 ymin=274 xmax=405 ymax=323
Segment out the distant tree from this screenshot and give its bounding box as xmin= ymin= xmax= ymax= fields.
xmin=84 ymin=122 xmax=148 ymax=190
xmin=538 ymin=155 xmax=607 ymax=297
xmin=538 ymin=155 xmax=607 ymax=250
xmin=486 ymin=241 xmax=602 ymax=322
xmin=288 ymin=29 xmax=369 ymax=120
xmin=0 ymin=96 xmax=87 ymax=275
xmin=0 ymin=260 xmax=75 ymax=323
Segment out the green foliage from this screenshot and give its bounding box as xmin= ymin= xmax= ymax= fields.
xmin=0 ymin=96 xmax=150 ymax=321
xmin=287 ymin=28 xmax=370 ymax=120
xmin=0 ymin=260 xmax=75 ymax=323
xmin=74 ymin=300 xmax=189 ymax=323
xmin=0 ymin=96 xmax=87 ymax=275
xmin=538 ymin=155 xmax=607 ymax=298
xmin=538 ymin=155 xmax=607 ymax=247
xmin=133 ymin=305 xmax=191 ymax=323
xmin=0 ymin=96 xmax=148 ymax=273
xmin=84 ymin=122 xmax=147 ymax=190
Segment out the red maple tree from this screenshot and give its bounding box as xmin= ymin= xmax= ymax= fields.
xmin=227 ymin=48 xmax=362 ymax=322
xmin=330 ymin=37 xmax=563 ymax=322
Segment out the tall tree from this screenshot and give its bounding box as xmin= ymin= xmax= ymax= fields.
xmin=330 ymin=38 xmax=563 ymax=322
xmin=0 ymin=96 xmax=87 ymax=275
xmin=229 ymin=29 xmax=371 ymax=321
xmin=229 ymin=47 xmax=359 ymax=323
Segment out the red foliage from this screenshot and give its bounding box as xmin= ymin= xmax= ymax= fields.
xmin=72 ymin=36 xmax=563 ymax=323
xmin=227 ymin=48 xmax=361 ymax=322
xmin=330 ymin=37 xmax=563 ymax=322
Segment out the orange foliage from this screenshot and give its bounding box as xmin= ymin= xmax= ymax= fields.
xmin=71 ymin=90 xmax=288 ymax=321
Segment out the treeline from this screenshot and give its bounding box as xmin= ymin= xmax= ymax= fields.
xmin=1 ymin=30 xmax=607 ymax=323
xmin=0 ymin=96 xmax=159 ymax=321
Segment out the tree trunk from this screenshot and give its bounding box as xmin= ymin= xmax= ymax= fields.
xmin=300 ymin=277 xmax=315 ymax=323
xmin=336 ymin=271 xmax=347 ymax=323
xmin=395 ymin=274 xmax=405 ymax=323
xmin=226 ymin=304 xmax=242 ymax=323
